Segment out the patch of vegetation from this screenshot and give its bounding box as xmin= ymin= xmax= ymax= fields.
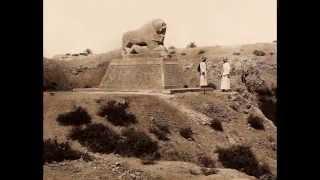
xmin=215 ymin=145 xmax=271 ymax=178
xmin=179 ymin=127 xmax=194 ymax=140
xmin=233 ymin=52 xmax=241 ymax=55
xmin=186 ymin=42 xmax=197 ymax=48
xmin=198 ymin=49 xmax=205 ymax=55
xmin=149 ymin=125 xmax=169 ymax=141
xmin=43 ymin=138 xmax=82 ymax=164
xmin=253 ymin=50 xmax=266 ymax=56
xmin=210 ymin=119 xmax=223 ymax=131
xmin=168 ymin=46 xmax=176 ymax=50
xmin=56 ymin=106 xmax=91 ymax=126
xmin=160 ymin=148 xmax=194 ymax=163
xmin=197 ymin=153 xmax=216 ymax=168
xmin=44 ymin=81 xmax=58 ymax=91
xmin=140 ymin=153 xmax=158 ymax=165
xmin=247 ymin=114 xmax=265 ymax=130
xmin=68 ymin=123 xmax=120 ymax=153
xmin=97 ymin=100 xmax=136 ymax=126
xmin=116 ymin=128 xmax=159 ymax=158
xmin=184 ymin=85 xmax=189 ymax=88
xmin=181 ymin=52 xmax=187 ymax=56
xmin=169 ymin=50 xmax=176 ymax=54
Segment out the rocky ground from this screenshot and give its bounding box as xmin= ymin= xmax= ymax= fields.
xmin=43 ymin=90 xmax=276 ymax=180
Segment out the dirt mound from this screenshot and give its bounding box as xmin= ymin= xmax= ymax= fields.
xmin=44 ymin=49 xmax=121 ymax=90
xmin=44 ymin=91 xmax=276 ymax=179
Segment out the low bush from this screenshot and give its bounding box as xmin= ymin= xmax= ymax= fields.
xmin=149 ymin=126 xmax=169 ymax=141
xmin=160 ymin=148 xmax=194 ymax=163
xmin=210 ymin=119 xmax=223 ymax=131
xmin=140 ymin=153 xmax=159 ymax=165
xmin=198 ymin=49 xmax=205 ymax=55
xmin=233 ymin=52 xmax=241 ymax=55
xmin=186 ymin=42 xmax=197 ymax=48
xmin=179 ymin=127 xmax=194 ymax=140
xmin=181 ymin=52 xmax=187 ymax=56
xmin=116 ymin=128 xmax=159 ymax=158
xmin=169 ymin=50 xmax=176 ymax=54
xmin=247 ymin=114 xmax=265 ymax=130
xmin=184 ymin=85 xmax=189 ymax=88
xmin=197 ymin=153 xmax=216 ymax=168
xmin=43 ymin=138 xmax=82 ymax=164
xmin=97 ymin=100 xmax=136 ymax=126
xmin=168 ymin=46 xmax=176 ymax=50
xmin=215 ymin=145 xmax=271 ymax=178
xmin=253 ymin=50 xmax=266 ymax=56
xmin=56 ymin=106 xmax=91 ymax=126
xmin=68 ymin=123 xmax=120 ymax=153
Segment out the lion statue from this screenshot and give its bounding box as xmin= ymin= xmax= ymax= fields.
xmin=122 ymin=19 xmax=167 ymax=56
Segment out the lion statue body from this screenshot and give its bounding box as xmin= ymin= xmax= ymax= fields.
xmin=122 ymin=19 xmax=167 ymax=56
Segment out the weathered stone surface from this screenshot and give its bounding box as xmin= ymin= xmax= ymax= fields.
xmin=122 ymin=19 xmax=167 ymax=57
xmin=99 ymin=57 xmax=184 ymax=91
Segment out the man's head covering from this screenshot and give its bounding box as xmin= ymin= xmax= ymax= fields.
xmin=223 ymin=57 xmax=228 ymax=62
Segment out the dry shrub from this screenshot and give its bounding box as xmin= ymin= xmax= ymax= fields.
xmin=215 ymin=145 xmax=271 ymax=178
xmin=186 ymin=42 xmax=197 ymax=48
xmin=56 ymin=106 xmax=91 ymax=126
xmin=44 ymin=81 xmax=58 ymax=91
xmin=210 ymin=119 xmax=223 ymax=131
xmin=97 ymin=100 xmax=136 ymax=126
xmin=149 ymin=126 xmax=169 ymax=141
xmin=160 ymin=148 xmax=194 ymax=163
xmin=198 ymin=49 xmax=205 ymax=55
xmin=43 ymin=138 xmax=82 ymax=164
xmin=140 ymin=153 xmax=158 ymax=165
xmin=181 ymin=52 xmax=187 ymax=56
xmin=197 ymin=153 xmax=216 ymax=168
xmin=253 ymin=50 xmax=266 ymax=56
xmin=179 ymin=127 xmax=194 ymax=140
xmin=233 ymin=52 xmax=241 ymax=55
xmin=68 ymin=123 xmax=120 ymax=153
xmin=116 ymin=128 xmax=159 ymax=158
xmin=247 ymin=114 xmax=265 ymax=130
xmin=169 ymin=50 xmax=176 ymax=54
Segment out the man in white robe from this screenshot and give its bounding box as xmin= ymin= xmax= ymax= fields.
xmin=199 ymin=56 xmax=208 ymax=94
xmin=221 ymin=58 xmax=231 ymax=92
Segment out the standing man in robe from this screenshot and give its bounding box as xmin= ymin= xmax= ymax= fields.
xmin=220 ymin=57 xmax=231 ymax=92
xmin=199 ymin=56 xmax=208 ymax=94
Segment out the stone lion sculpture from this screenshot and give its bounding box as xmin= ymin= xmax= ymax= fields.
xmin=122 ymin=19 xmax=167 ymax=56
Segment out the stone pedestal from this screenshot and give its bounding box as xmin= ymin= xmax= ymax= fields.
xmin=99 ymin=56 xmax=184 ymax=91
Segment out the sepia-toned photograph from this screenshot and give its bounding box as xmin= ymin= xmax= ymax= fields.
xmin=43 ymin=0 xmax=277 ymax=179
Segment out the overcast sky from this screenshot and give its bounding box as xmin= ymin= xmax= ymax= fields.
xmin=43 ymin=0 xmax=277 ymax=58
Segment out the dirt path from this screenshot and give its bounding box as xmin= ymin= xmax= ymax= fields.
xmin=158 ymin=95 xmax=212 ymax=126
xmin=75 ymin=90 xmax=213 ymax=126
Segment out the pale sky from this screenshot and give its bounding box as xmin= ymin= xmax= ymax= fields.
xmin=43 ymin=0 xmax=277 ymax=58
